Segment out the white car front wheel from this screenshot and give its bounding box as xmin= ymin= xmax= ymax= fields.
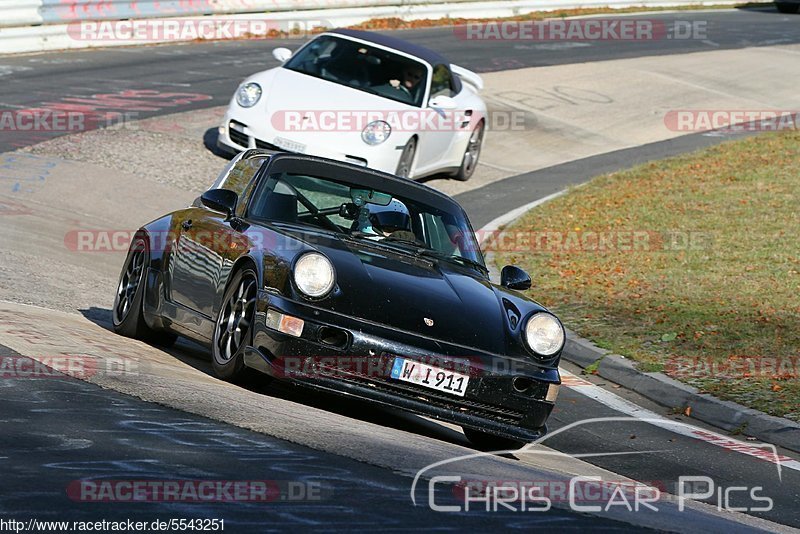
xmin=395 ymin=137 xmax=417 ymax=179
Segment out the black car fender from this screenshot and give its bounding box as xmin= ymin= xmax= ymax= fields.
xmin=136 ymin=215 xmax=175 ymax=330
xmin=490 ymin=285 xmax=563 ymax=369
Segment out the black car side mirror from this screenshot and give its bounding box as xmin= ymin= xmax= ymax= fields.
xmin=200 ymin=189 xmax=238 ymax=219
xmin=501 ymin=265 xmax=531 ymax=290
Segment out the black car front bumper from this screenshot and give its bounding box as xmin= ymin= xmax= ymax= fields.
xmin=243 ymin=291 xmax=560 ymax=442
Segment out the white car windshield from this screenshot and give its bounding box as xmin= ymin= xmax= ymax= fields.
xmin=284 ymin=35 xmax=429 ymax=107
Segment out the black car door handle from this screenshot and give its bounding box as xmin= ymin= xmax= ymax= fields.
xmin=182 ymin=220 xmax=192 ymax=230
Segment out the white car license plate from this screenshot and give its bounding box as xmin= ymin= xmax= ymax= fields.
xmin=273 ymin=136 xmax=306 ymax=153
xmin=390 ymin=357 xmax=469 ymax=397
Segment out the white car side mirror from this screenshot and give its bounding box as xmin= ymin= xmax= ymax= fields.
xmin=428 ymin=95 xmax=458 ymax=113
xmin=272 ymin=47 xmax=292 ymax=63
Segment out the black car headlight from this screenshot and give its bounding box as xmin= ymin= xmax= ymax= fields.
xmin=524 ymin=313 xmax=565 ymax=357
xmin=293 ymin=252 xmax=335 ymax=298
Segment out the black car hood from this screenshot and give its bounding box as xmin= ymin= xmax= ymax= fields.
xmin=286 ymin=229 xmax=507 ymax=353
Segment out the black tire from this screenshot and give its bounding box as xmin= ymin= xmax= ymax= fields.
xmin=463 ymin=427 xmax=526 ymax=452
xmin=211 ymin=268 xmax=259 ymax=382
xmin=776 ymin=2 xmax=800 ymax=12
xmin=453 ymin=121 xmax=484 ymax=182
xmin=395 ymin=137 xmax=417 ymax=179
xmin=112 ymin=238 xmax=177 ymax=347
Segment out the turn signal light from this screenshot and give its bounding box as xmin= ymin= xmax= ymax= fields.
xmin=266 ymin=309 xmax=304 ymax=337
xmin=546 ymin=383 xmax=560 ymax=403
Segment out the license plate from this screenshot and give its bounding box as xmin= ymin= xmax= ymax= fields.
xmin=390 ymin=357 xmax=469 ymax=397
xmin=273 ymin=136 xmax=306 ymax=153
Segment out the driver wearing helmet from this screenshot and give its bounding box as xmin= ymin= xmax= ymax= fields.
xmin=356 ymin=199 xmax=417 ymax=242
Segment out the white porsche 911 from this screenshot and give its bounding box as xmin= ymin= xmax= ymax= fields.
xmin=217 ymin=29 xmax=487 ymax=181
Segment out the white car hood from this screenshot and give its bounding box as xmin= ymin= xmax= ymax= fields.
xmin=234 ymin=66 xmax=426 ymax=164
xmin=262 ymin=67 xmax=415 ymax=114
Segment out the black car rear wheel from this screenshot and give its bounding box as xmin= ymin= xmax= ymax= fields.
xmin=212 ymin=268 xmax=259 ymax=381
xmin=776 ymin=2 xmax=799 ymax=12
xmin=462 ymin=427 xmax=527 ymax=452
xmin=112 ymin=238 xmax=177 ymax=346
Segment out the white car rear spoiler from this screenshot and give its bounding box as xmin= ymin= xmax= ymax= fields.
xmin=451 ymin=64 xmax=484 ymax=92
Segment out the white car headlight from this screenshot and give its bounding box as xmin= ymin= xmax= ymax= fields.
xmin=361 ymin=120 xmax=391 ymax=145
xmin=524 ymin=313 xmax=564 ymax=357
xmin=293 ymin=252 xmax=335 ymax=298
xmin=236 ymin=83 xmax=262 ymax=108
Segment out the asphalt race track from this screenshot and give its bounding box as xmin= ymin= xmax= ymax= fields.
xmin=1 ymin=342 xmax=632 ymax=531
xmin=2 ymin=8 xmax=800 ymax=153
xmin=1 ymin=7 xmax=800 ymax=532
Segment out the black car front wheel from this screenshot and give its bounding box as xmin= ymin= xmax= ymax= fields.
xmin=112 ymin=237 xmax=177 ymax=346
xmin=462 ymin=427 xmax=527 ymax=452
xmin=776 ymin=2 xmax=800 ymax=12
xmin=212 ymin=268 xmax=259 ymax=381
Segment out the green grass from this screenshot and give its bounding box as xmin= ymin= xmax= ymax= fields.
xmin=496 ymin=131 xmax=800 ymax=421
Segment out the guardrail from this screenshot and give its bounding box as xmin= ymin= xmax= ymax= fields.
xmin=3 ymin=0 xmax=484 ymax=27
xmin=1 ymin=0 xmax=43 ymax=27
xmin=0 ymin=0 xmax=741 ymax=54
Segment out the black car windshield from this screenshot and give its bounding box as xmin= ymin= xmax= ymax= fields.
xmin=247 ymin=172 xmax=486 ymax=270
xmin=283 ymin=35 xmax=429 ymax=107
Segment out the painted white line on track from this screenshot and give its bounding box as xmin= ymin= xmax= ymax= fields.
xmin=560 ymin=368 xmax=800 ymax=474
xmin=478 ymin=187 xmax=571 ymax=241
xmin=476 ymin=160 xmax=524 ymax=174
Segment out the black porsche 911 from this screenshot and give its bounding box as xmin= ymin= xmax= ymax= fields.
xmin=112 ymin=150 xmax=564 ymax=449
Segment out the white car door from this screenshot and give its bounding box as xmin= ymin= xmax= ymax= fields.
xmin=413 ymin=64 xmax=463 ymax=176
